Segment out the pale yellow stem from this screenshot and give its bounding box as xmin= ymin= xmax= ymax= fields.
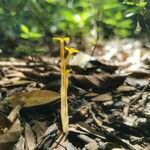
xmin=61 ymin=70 xmax=69 ymax=133
xmin=60 ymin=41 xmax=69 ymax=133
xmin=53 ymin=37 xmax=70 ymax=133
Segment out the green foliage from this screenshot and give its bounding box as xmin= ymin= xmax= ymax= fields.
xmin=123 ymin=0 xmax=148 ymax=18
xmin=102 ymin=0 xmax=132 ymax=37
xmin=0 ymin=0 xmax=149 ymax=55
xmin=15 ymin=43 xmax=48 ymax=56
xmin=123 ymin=0 xmax=150 ymax=39
xmin=20 ymin=24 xmax=42 ymax=40
xmin=0 ymin=0 xmax=132 ymax=38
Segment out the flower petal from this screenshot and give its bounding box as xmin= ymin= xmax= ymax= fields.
xmin=65 ymin=47 xmax=79 ymax=54
xmin=53 ymin=37 xmax=70 ymax=43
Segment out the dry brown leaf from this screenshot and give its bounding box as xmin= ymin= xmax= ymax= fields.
xmin=70 ymin=74 xmax=126 ymax=92
xmin=0 ymin=119 xmax=22 ymax=150
xmin=69 ymin=52 xmax=118 ymax=71
xmin=88 ymin=60 xmax=118 ymax=73
xmin=6 ymin=70 xmax=26 ymax=78
xmin=117 ymin=85 xmax=136 ymax=92
xmin=36 ymin=123 xmax=59 ymax=149
xmin=85 ymin=141 xmax=99 ymax=150
xmin=0 ymin=114 xmax=12 ymax=135
xmin=0 ymin=78 xmax=33 ymax=88
xmin=25 ymin=123 xmax=36 ymax=150
xmin=128 ymin=70 xmax=150 ymax=79
xmin=91 ymin=93 xmax=112 ymax=102
xmin=7 ymin=105 xmax=22 ymax=123
xmin=32 ymin=120 xmax=47 ymax=143
xmin=69 ymin=52 xmax=118 ymax=74
xmin=12 ymin=136 xmax=25 ymax=150
xmin=126 ymin=77 xmax=150 ymax=86
xmin=4 ymin=90 xmax=60 ymax=107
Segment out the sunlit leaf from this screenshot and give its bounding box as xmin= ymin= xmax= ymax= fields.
xmin=45 ymin=0 xmax=56 ymax=3
xmin=136 ymin=1 xmax=147 ymax=8
xmin=28 ymin=32 xmax=43 ymax=39
xmin=4 ymin=90 xmax=60 ymax=107
xmin=20 ymin=32 xmax=42 ymax=40
xmin=115 ymin=28 xmax=130 ymax=37
xmin=103 ymin=18 xmax=118 ymax=26
xmin=125 ymin=12 xmax=136 ymax=17
xmin=20 ymin=24 xmax=29 ymax=33
xmin=123 ymin=1 xmax=135 ymax=6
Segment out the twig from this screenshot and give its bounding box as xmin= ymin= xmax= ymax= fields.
xmin=123 ymin=81 xmax=150 ymax=118
xmin=90 ymin=109 xmax=136 ymax=150
xmin=130 ymin=81 xmax=150 ymax=105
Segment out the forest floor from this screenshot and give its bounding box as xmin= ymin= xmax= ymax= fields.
xmin=0 ymin=38 xmax=150 ymax=150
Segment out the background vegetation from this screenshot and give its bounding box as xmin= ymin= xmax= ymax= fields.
xmin=0 ymin=0 xmax=149 ymax=56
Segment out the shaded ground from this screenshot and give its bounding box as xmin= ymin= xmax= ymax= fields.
xmin=0 ymin=38 xmax=150 ymax=150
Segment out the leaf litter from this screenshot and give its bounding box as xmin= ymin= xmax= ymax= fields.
xmin=0 ymin=39 xmax=150 ymax=149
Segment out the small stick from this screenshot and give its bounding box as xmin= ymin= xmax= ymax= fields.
xmin=130 ymin=81 xmax=150 ymax=105
xmin=123 ymin=81 xmax=150 ymax=118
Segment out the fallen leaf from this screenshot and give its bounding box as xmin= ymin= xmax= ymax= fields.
xmin=66 ymin=142 xmax=78 ymax=150
xmin=91 ymin=93 xmax=112 ymax=102
xmin=69 ymin=52 xmax=95 ymax=68
xmin=0 ymin=78 xmax=33 ymax=88
xmin=4 ymin=90 xmax=60 ymax=107
xmin=88 ymin=60 xmax=118 ymax=73
xmin=36 ymin=123 xmax=59 ymax=149
xmin=32 ymin=120 xmax=47 ymax=143
xmin=7 ymin=105 xmax=22 ymax=123
xmin=0 ymin=119 xmax=22 ymax=150
xmin=128 ymin=70 xmax=150 ymax=79
xmin=12 ymin=136 xmax=25 ymax=150
xmin=117 ymin=85 xmax=136 ymax=92
xmin=69 ymin=52 xmax=118 ymax=74
xmin=70 ymin=74 xmax=126 ymax=92
xmin=85 ymin=92 xmax=99 ymax=97
xmin=85 ymin=141 xmax=99 ymax=150
xmin=25 ymin=123 xmax=36 ymax=150
xmin=0 ymin=114 xmax=12 ymax=135
xmin=126 ymin=77 xmax=150 ymax=86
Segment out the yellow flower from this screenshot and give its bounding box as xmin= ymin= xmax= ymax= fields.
xmin=53 ymin=37 xmax=70 ymax=43
xmin=65 ymin=47 xmax=79 ymax=55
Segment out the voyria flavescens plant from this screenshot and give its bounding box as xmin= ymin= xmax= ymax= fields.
xmin=53 ymin=37 xmax=79 ymax=133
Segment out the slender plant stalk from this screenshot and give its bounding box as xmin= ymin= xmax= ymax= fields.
xmin=53 ymin=37 xmax=79 ymax=133
xmin=62 ymin=69 xmax=69 ymax=132
xmin=60 ymin=41 xmax=69 ymax=133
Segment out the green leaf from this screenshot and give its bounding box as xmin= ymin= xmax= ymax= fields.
xmin=45 ymin=0 xmax=56 ymax=3
xmin=103 ymin=18 xmax=118 ymax=26
xmin=125 ymin=12 xmax=136 ymax=18
xmin=123 ymin=1 xmax=135 ymax=6
xmin=20 ymin=32 xmax=42 ymax=40
xmin=20 ymin=24 xmax=29 ymax=33
xmin=20 ymin=33 xmax=30 ymax=39
xmin=136 ymin=1 xmax=147 ymax=8
xmin=28 ymin=32 xmax=43 ymax=39
xmin=115 ymin=28 xmax=130 ymax=37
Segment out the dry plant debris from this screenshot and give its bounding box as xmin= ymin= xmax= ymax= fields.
xmin=0 ymin=38 xmax=149 ymax=150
